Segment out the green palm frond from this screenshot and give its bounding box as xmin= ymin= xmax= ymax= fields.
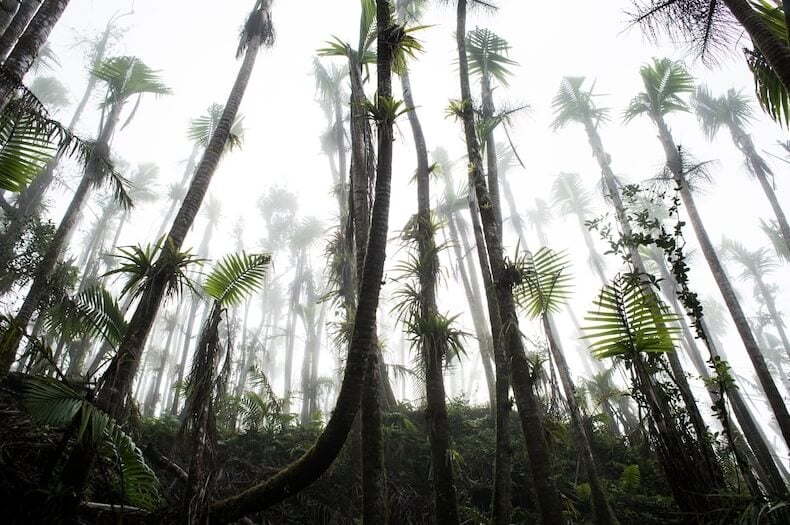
xmin=581 ymin=276 xmax=680 ymax=360
xmin=551 ymin=171 xmax=594 ymax=217
xmin=312 ymin=57 xmax=348 ymax=104
xmin=45 ymin=286 xmax=127 ymax=348
xmin=624 ymin=58 xmax=694 ymax=123
xmin=0 ymin=105 xmax=56 ymax=192
xmin=92 ymin=56 xmax=171 ymax=104
xmin=24 ymin=377 xmax=160 ymax=510
xmin=551 ymin=76 xmax=610 ymax=130
xmin=105 ymin=239 xmax=203 ymax=302
xmin=692 ymin=85 xmax=754 ymax=141
xmin=512 ymin=247 xmax=573 ymax=318
xmin=187 ymin=103 xmax=245 ymax=153
xmin=466 ymin=27 xmax=517 ymax=86
xmin=745 ymin=1 xmax=790 ymax=127
xmin=720 ymin=236 xmax=778 ymax=283
xmin=203 ymin=252 xmax=271 ymax=307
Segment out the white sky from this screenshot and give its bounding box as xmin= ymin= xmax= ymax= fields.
xmin=33 ymin=0 xmax=790 ymax=454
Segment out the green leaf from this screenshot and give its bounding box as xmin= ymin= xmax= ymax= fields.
xmin=512 ymin=247 xmax=573 ymax=318
xmin=466 ymin=27 xmax=517 ymax=86
xmin=203 ymin=252 xmax=271 ymax=307
xmin=187 ymin=103 xmax=245 ymax=154
xmin=581 ymin=276 xmax=680 ymax=360
xmin=44 ymin=286 xmax=127 ymax=348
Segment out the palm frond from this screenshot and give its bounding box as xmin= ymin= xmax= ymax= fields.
xmin=624 ymin=58 xmax=693 ymax=123
xmin=745 ymin=1 xmax=790 ymax=127
xmin=187 ymin=103 xmax=245 ymax=154
xmin=45 ymin=286 xmax=127 ymax=348
xmin=581 ymin=275 xmax=680 ymax=360
xmin=92 ymin=56 xmax=171 ymax=103
xmin=24 ymin=377 xmax=160 ymax=509
xmin=551 ymin=76 xmax=610 ymax=130
xmin=466 ymin=27 xmax=517 ymax=86
xmin=203 ymin=252 xmax=271 ymax=307
xmin=512 ymin=247 xmax=574 ymax=318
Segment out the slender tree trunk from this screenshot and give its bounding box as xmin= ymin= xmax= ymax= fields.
xmin=444 ymin=213 xmax=495 ymax=409
xmin=456 ymin=2 xmax=564 ymax=522
xmin=0 ymin=0 xmax=70 ymax=113
xmin=654 ymin=118 xmax=790 ymax=450
xmin=732 ymin=127 xmax=790 ymax=253
xmin=755 ymin=275 xmax=790 ymax=361
xmin=0 ymin=0 xmax=39 ymax=60
xmin=544 ymin=314 xmax=618 ymax=525
xmin=401 ymin=65 xmax=460 ymax=524
xmin=209 ymin=26 xmax=396 ymax=525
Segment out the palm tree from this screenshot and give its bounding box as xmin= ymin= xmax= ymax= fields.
xmin=95 ymin=1 xmax=274 ymax=422
xmin=551 ymin=172 xmax=608 ymax=284
xmin=1 ymin=55 xmax=169 ymax=371
xmin=209 ymin=2 xmax=406 ymax=520
xmin=624 ymin=57 xmax=790 ymax=451
xmin=455 ymin=1 xmax=565 ymax=522
xmin=0 ymin=0 xmax=71 ymax=114
xmin=180 ymin=252 xmax=270 ymax=525
xmin=0 ymin=14 xmax=123 ymax=273
xmin=395 ymin=3 xmax=459 ymax=521
xmin=514 ymin=248 xmax=619 ymax=525
xmin=693 ymin=86 xmax=790 ymax=252
xmin=721 ymin=237 xmax=790 ymax=360
xmin=50 ymin=3 xmax=275 ymax=514
xmin=629 ymin=1 xmax=790 ymax=94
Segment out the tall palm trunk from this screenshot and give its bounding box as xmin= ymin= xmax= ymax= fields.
xmin=456 ymin=2 xmax=564 ymax=522
xmin=0 ymin=102 xmax=120 ymax=370
xmin=443 ymin=211 xmax=495 ymax=408
xmin=0 ymin=0 xmax=39 ymax=60
xmin=209 ymin=24 xmax=396 ymax=525
xmin=544 ymin=315 xmax=619 ymax=525
xmin=400 ymin=65 xmax=459 ymax=524
xmin=0 ymin=0 xmax=70 ymax=113
xmin=653 ymin=117 xmax=790 ymax=450
xmin=96 ymin=15 xmax=266 ymax=421
xmin=753 ymin=272 xmax=790 ymax=360
xmin=730 ymin=128 xmax=790 ymax=252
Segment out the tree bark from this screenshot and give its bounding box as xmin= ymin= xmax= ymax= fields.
xmin=0 ymin=0 xmax=70 ymax=114
xmin=0 ymin=0 xmax=39 ymax=61
xmin=0 ymin=1 xmax=19 ymax=39
xmin=456 ymin=2 xmax=565 ymax=522
xmin=400 ymin=64 xmax=460 ymax=524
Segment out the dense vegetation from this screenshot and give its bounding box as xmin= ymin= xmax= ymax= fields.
xmin=0 ymin=0 xmax=789 ymax=524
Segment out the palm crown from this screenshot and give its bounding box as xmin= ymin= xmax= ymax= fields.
xmin=692 ymin=85 xmax=754 ymax=140
xmin=624 ymin=58 xmax=694 ymax=123
xmin=551 ymin=76 xmax=610 ymax=130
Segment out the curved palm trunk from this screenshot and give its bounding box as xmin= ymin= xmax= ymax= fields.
xmin=456 ymin=2 xmax=564 ymax=522
xmin=401 ymin=66 xmax=459 ymax=524
xmin=208 ymin=32 xmax=396 ymax=525
xmin=0 ymin=103 xmax=120 ymax=371
xmin=0 ymin=0 xmax=70 ymax=113
xmin=653 ymin=117 xmax=790 ymax=451
xmin=724 ymin=0 xmax=790 ymax=93
xmin=0 ymin=0 xmax=39 ymax=60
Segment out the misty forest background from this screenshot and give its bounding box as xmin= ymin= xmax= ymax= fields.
xmin=2 ymin=0 xmax=790 ymax=524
